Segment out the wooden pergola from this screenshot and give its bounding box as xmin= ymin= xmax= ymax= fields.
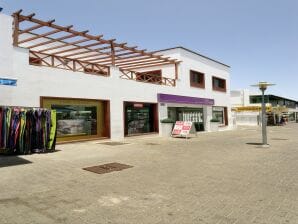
xmin=12 ymin=10 xmax=179 ymax=86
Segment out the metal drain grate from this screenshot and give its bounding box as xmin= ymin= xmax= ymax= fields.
xmin=83 ymin=162 xmax=133 ymax=174
xmin=98 ymin=142 xmax=129 ymax=146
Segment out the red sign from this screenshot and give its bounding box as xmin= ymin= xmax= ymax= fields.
xmin=172 ymin=121 xmax=193 ymax=136
xmin=133 ymin=103 xmax=144 ymax=108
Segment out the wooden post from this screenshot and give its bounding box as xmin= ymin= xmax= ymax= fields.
xmin=111 ymin=41 xmax=115 ymax=66
xmin=12 ymin=13 xmax=20 ymax=46
xmin=175 ymin=63 xmax=179 ymax=80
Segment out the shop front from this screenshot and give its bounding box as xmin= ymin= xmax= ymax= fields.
xmin=168 ymin=107 xmax=204 ymax=131
xmin=41 ymin=97 xmax=110 ymax=142
xmin=124 ymin=102 xmax=158 ymax=136
xmin=158 ymin=93 xmax=214 ymax=132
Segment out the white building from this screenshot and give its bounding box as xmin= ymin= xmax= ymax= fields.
xmin=231 ymin=89 xmax=298 ymax=125
xmin=0 ymin=11 xmax=232 ymax=142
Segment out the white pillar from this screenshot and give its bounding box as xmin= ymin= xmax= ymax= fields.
xmin=203 ymin=106 xmax=212 ymax=132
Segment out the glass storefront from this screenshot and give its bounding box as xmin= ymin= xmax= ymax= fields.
xmin=53 ymin=105 xmax=97 ymax=137
xmin=212 ymin=106 xmax=228 ymax=125
xmin=42 ymin=97 xmax=109 ymax=142
xmin=168 ymin=107 xmax=204 ymax=131
xmin=124 ymin=102 xmax=158 ymax=135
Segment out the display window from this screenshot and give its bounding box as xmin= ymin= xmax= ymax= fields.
xmin=41 ymin=97 xmax=110 ymax=142
xmin=212 ymin=106 xmax=228 ymax=125
xmin=124 ymin=102 xmax=158 ymax=136
xmin=167 ymin=107 xmax=204 ymax=131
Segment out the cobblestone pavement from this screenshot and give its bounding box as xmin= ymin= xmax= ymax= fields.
xmin=0 ymin=123 xmax=298 ymax=224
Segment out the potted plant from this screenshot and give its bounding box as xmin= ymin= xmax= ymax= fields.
xmin=160 ymin=118 xmax=175 ymax=137
xmin=210 ymin=118 xmax=220 ymax=131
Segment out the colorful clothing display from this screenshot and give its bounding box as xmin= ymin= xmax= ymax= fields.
xmin=0 ymin=107 xmax=57 ymax=154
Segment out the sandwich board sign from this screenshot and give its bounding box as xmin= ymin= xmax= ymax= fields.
xmin=171 ymin=121 xmax=197 ymax=138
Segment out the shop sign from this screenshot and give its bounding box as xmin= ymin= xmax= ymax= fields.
xmin=172 ymin=121 xmax=196 ymax=138
xmin=133 ymin=103 xmax=144 ymax=108
xmin=0 ymin=78 xmax=17 ymax=86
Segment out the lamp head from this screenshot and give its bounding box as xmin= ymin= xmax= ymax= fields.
xmin=251 ymin=81 xmax=275 ymax=91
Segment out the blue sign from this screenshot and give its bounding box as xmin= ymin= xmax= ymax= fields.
xmin=0 ymin=78 xmax=17 ymax=86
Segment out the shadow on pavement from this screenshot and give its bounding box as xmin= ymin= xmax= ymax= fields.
xmin=0 ymin=156 xmax=32 ymax=168
xmin=246 ymin=142 xmax=264 ymax=146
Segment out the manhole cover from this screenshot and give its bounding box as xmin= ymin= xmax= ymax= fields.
xmin=83 ymin=162 xmax=133 ymax=174
xmin=98 ymin=142 xmax=129 ymax=146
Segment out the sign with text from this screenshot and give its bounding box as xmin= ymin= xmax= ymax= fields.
xmin=171 ymin=121 xmax=196 ymax=138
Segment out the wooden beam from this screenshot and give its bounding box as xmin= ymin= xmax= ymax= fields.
xmin=174 ymin=63 xmax=178 ymax=80
xmin=18 ymin=28 xmax=63 ymax=44
xmin=18 ymin=14 xmax=111 ymax=44
xmin=12 ymin=13 xmax=20 ymax=46
xmin=121 ymin=61 xmax=178 ymax=70
xmin=27 ymin=28 xmax=74 ymax=49
xmin=91 ymin=54 xmax=149 ymax=64
xmin=51 ymin=40 xmax=114 ymax=55
xmin=19 ymin=19 xmax=55 ymax=34
xmin=110 ymin=41 xmax=115 ymax=66
xmin=116 ymin=58 xmax=164 ymax=67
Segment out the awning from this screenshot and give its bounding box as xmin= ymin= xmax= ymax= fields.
xmin=157 ymin=93 xmax=214 ymax=105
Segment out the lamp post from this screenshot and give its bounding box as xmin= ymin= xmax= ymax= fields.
xmin=251 ymin=82 xmax=275 ymax=147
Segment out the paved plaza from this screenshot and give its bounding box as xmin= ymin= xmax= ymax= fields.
xmin=0 ymin=123 xmax=298 ymax=224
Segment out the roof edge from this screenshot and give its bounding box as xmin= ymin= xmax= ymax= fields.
xmin=155 ymin=46 xmax=230 ymax=68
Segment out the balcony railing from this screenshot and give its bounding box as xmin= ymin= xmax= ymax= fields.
xmin=120 ymin=70 xmax=176 ymax=87
xmin=29 ymin=51 xmax=110 ymax=76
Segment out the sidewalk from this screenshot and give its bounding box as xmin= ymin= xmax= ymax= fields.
xmin=0 ymin=123 xmax=298 ymax=224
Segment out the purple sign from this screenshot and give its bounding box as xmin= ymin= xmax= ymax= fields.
xmin=157 ymin=93 xmax=214 ymax=105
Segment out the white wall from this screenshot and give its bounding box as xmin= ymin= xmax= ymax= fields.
xmin=0 ymin=14 xmax=232 ymax=139
xmin=0 ymin=14 xmax=15 ymax=105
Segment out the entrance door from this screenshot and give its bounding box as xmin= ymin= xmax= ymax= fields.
xmin=124 ymin=102 xmax=158 ymax=136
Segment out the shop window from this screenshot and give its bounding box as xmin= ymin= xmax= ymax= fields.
xmin=41 ymin=97 xmax=109 ymax=142
xmin=190 ymin=70 xmax=205 ymax=88
xmin=136 ymin=70 xmax=162 ymax=84
xmin=29 ymin=57 xmax=42 ymax=66
xmin=212 ymin=76 xmax=226 ymax=92
xmin=124 ymin=102 xmax=158 ymax=136
xmin=212 ymin=106 xmax=228 ymax=126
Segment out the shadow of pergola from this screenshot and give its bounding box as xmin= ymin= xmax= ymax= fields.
xmin=0 ymin=156 xmax=32 ymax=168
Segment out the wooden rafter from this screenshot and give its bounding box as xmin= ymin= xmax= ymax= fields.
xmin=12 ymin=10 xmax=179 ymax=81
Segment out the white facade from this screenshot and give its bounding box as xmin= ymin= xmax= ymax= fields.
xmin=0 ymin=14 xmax=232 ymax=140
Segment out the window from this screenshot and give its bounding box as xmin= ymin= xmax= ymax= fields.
xmin=136 ymin=70 xmax=162 ymax=84
xmin=212 ymin=76 xmax=226 ymax=92
xmin=190 ymin=70 xmax=205 ymax=88
xmin=212 ymin=106 xmax=228 ymax=126
xmin=41 ymin=97 xmax=110 ymax=142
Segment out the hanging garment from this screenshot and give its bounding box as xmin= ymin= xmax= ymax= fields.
xmin=48 ymin=110 xmax=56 ymax=150
xmin=18 ymin=110 xmax=27 ymax=154
xmin=8 ymin=108 xmax=21 ymax=152
xmin=0 ymin=106 xmax=56 ymax=155
xmin=4 ymin=108 xmax=12 ymax=149
xmin=23 ymin=110 xmax=33 ymax=154
xmin=0 ymin=107 xmax=3 ymax=149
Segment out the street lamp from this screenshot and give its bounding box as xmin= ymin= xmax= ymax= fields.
xmin=251 ymin=82 xmax=275 ymax=147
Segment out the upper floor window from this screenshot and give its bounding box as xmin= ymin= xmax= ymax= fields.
xmin=212 ymin=76 xmax=226 ymax=92
xmin=136 ymin=70 xmax=162 ymax=84
xmin=190 ymin=70 xmax=205 ymax=88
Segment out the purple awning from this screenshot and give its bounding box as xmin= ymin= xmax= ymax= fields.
xmin=157 ymin=93 xmax=214 ymax=105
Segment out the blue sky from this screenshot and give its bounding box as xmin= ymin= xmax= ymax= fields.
xmin=1 ymin=0 xmax=297 ymax=100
